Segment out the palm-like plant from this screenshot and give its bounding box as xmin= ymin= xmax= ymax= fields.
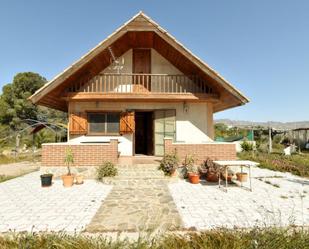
xmin=64 ymin=147 xmax=74 ymax=175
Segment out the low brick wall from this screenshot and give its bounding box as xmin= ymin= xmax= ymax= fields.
xmin=41 ymin=139 xmax=118 ymax=167
xmin=164 ymin=138 xmax=236 ymax=164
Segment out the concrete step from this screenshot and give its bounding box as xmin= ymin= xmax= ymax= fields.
xmin=101 ymin=177 xmax=179 ymax=186
xmin=117 ymin=164 xmax=160 ymax=171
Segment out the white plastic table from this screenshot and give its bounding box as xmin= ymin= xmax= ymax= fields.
xmin=213 ymin=160 xmax=259 ymax=191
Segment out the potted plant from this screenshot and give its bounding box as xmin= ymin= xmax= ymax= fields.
xmin=203 ymin=158 xmax=219 ymax=182
xmin=187 ymin=165 xmax=200 ymax=184
xmin=183 ymin=155 xmax=200 ymax=184
xmin=183 ymin=154 xmax=195 ymax=178
xmin=221 ymin=169 xmax=234 ymax=183
xmin=236 ymin=172 xmax=248 ymax=182
xmin=158 ymin=150 xmax=179 ymax=176
xmin=40 ymin=173 xmax=53 ymax=187
xmin=62 ymin=147 xmax=75 ymax=187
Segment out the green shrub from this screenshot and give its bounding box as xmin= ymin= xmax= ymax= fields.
xmin=241 ymin=140 xmax=254 ymax=152
xmin=96 ymin=161 xmax=117 ymax=180
xmin=239 ymin=151 xmax=309 ymax=177
xmin=159 ymin=150 xmax=179 ymax=176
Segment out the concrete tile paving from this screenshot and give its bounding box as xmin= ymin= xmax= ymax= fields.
xmin=169 ymin=167 xmax=309 ymax=230
xmin=0 ymin=171 xmax=112 ymax=232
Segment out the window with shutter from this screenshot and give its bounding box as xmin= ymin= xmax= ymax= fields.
xmin=69 ymin=112 xmax=87 ymax=135
xmin=87 ymin=112 xmax=120 ymax=135
xmin=120 ymin=112 xmax=135 ymax=134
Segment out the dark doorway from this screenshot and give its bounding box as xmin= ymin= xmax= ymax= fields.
xmin=134 ymin=111 xmax=154 ymax=155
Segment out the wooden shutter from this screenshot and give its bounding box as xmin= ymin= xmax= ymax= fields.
xmin=120 ymin=112 xmax=135 ymax=134
xmin=69 ymin=112 xmax=88 ymax=135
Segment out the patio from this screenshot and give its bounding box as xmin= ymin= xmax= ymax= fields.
xmin=169 ymin=167 xmax=309 ymax=230
xmin=1 ymin=164 xmax=309 ymax=233
xmin=0 ymin=171 xmax=112 ymax=232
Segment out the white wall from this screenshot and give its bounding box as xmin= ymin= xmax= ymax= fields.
xmin=69 ymin=102 xmax=213 ymax=156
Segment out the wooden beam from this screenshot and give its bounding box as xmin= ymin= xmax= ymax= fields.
xmin=62 ymin=92 xmax=220 ymax=103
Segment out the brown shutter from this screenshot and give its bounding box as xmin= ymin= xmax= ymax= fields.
xmin=69 ymin=112 xmax=88 ymax=135
xmin=120 ymin=111 xmax=135 ymax=134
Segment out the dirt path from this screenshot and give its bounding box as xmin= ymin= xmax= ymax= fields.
xmin=0 ymin=161 xmax=40 ymax=176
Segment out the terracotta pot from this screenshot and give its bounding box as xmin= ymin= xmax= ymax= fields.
xmin=206 ymin=172 xmax=219 ymax=182
xmin=189 ymin=173 xmax=200 ymax=184
xmin=236 ymin=173 xmax=248 ymax=182
xmin=187 ymin=172 xmax=194 ymax=178
xmin=62 ymin=174 xmax=74 ymax=187
xmin=75 ymin=175 xmax=84 ymax=184
xmin=221 ymin=173 xmax=233 ymax=183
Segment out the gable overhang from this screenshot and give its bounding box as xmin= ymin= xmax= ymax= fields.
xmin=29 ymin=12 xmax=249 ymax=113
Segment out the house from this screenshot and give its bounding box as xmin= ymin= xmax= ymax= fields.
xmin=30 ymin=12 xmax=249 ymax=168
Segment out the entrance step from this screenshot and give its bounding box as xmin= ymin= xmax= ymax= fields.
xmin=117 ymin=164 xmax=160 ymax=170
xmin=101 ymin=177 xmax=179 ymax=186
xmin=101 ymin=164 xmax=179 ymax=186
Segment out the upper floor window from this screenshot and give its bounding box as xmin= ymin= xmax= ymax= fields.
xmin=88 ymin=112 xmax=120 ymax=135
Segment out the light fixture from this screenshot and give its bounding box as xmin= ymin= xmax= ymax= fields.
xmin=183 ymin=102 xmax=189 ymax=113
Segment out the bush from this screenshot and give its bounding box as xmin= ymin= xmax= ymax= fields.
xmin=241 ymin=140 xmax=254 ymax=152
xmin=159 ymin=150 xmax=179 ymax=176
xmin=96 ymin=161 xmax=117 ymax=180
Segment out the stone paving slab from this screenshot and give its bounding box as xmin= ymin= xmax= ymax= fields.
xmin=169 ymin=167 xmax=309 ymax=230
xmin=86 ymin=180 xmax=182 ymax=232
xmin=0 ymin=172 xmax=112 ymax=232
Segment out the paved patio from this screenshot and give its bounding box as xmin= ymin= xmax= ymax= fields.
xmin=169 ymin=167 xmax=309 ymax=230
xmin=1 ymin=164 xmax=309 ymax=233
xmin=0 ymin=171 xmax=112 ymax=232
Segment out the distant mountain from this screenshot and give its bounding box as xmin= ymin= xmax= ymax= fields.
xmin=215 ymin=119 xmax=309 ymax=130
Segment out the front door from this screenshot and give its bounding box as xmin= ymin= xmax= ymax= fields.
xmin=134 ymin=111 xmax=154 ymax=155
xmin=133 ymin=49 xmax=151 ymax=91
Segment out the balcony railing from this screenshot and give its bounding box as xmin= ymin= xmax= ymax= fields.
xmin=67 ymin=73 xmax=213 ymax=94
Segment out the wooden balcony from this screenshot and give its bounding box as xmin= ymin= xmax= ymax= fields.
xmin=64 ymin=73 xmax=219 ymax=102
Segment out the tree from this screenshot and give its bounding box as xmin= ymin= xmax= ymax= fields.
xmin=0 ymin=72 xmax=46 ymax=129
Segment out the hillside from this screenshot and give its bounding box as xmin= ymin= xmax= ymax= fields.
xmin=215 ymin=119 xmax=309 ymax=130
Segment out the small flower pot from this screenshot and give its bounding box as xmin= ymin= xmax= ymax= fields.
xmin=189 ymin=173 xmax=200 ymax=184
xmin=221 ymin=173 xmax=234 ymax=183
xmin=75 ymin=175 xmax=84 ymax=185
xmin=40 ymin=174 xmax=53 ymax=187
xmin=236 ymin=172 xmax=248 ymax=182
xmin=169 ymin=168 xmax=177 ymax=177
xmin=62 ymin=174 xmax=74 ymax=187
xmin=206 ymin=172 xmax=219 ymax=182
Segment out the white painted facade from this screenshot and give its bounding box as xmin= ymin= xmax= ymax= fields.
xmin=69 ymin=101 xmax=213 ymax=156
xmin=69 ymin=48 xmax=214 ymax=156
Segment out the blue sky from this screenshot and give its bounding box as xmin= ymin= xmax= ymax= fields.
xmin=0 ymin=0 xmax=308 ymax=122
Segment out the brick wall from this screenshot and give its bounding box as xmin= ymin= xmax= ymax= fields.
xmin=41 ymin=139 xmax=118 ymax=167
xmin=164 ymin=138 xmax=236 ymax=164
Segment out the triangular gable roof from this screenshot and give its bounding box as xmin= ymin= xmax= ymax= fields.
xmin=29 ymin=11 xmax=249 ymax=112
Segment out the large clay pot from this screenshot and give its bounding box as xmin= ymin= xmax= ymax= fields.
xmin=236 ymin=173 xmax=248 ymax=182
xmin=62 ymin=174 xmax=74 ymax=187
xmin=206 ymin=172 xmax=219 ymax=182
xmin=189 ymin=173 xmax=200 ymax=184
